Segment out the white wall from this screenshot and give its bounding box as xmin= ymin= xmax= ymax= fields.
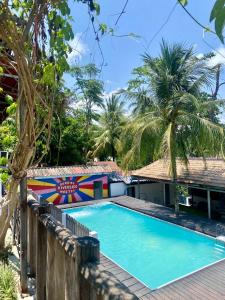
xmin=110 ymin=182 xmax=127 ymax=197
xmin=134 ymin=183 xmax=165 ymax=205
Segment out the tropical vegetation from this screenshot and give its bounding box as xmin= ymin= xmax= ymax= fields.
xmin=0 ymin=0 xmax=225 ymax=249
xmin=120 ymin=41 xmax=224 ymax=214
xmin=0 ymin=264 xmax=17 ymax=300
xmin=89 ymin=95 xmax=125 ymax=161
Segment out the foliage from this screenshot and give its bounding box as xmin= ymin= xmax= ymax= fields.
xmin=0 ymin=158 xmax=7 ymax=167
xmin=90 ymin=95 xmax=125 ymax=161
xmin=45 ymin=110 xmax=90 ymax=166
xmin=121 ymin=41 xmax=224 ymax=214
xmin=0 ymin=170 xmax=9 ymax=185
xmin=0 ymin=264 xmax=16 ymax=300
xmin=177 ymin=185 xmax=189 ymax=197
xmin=0 ymin=0 xmax=101 ymax=248
xmin=210 ymin=0 xmax=225 ymax=42
xmin=0 ymin=246 xmax=12 ymax=265
xmin=0 ymin=119 xmax=17 ymax=153
xmin=70 ymin=64 xmax=104 ymax=128
xmin=179 ymin=0 xmax=225 ymax=43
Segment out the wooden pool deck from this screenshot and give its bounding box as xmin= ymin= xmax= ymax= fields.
xmin=60 ymin=196 xmax=225 ymax=299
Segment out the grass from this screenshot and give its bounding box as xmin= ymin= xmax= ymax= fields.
xmin=0 ymin=264 xmax=17 ymax=300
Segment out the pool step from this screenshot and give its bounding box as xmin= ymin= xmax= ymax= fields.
xmin=214 ymin=243 xmax=225 ymax=257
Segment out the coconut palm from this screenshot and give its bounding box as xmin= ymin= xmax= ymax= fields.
xmin=121 ymin=41 xmax=224 ymax=215
xmin=90 ymin=95 xmax=125 ymax=161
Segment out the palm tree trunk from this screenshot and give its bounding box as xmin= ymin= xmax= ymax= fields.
xmin=173 ymin=180 xmax=179 ymax=217
xmin=169 ymin=123 xmax=179 ymax=216
xmin=111 ymin=145 xmax=115 ymax=162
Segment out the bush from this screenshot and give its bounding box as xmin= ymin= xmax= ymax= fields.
xmin=0 ymin=246 xmax=12 ymax=265
xmin=0 ymin=157 xmax=8 ymax=166
xmin=0 ymin=264 xmax=17 ymax=300
xmin=0 ymin=169 xmax=9 ymax=185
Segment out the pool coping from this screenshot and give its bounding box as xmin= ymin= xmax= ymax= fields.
xmin=59 ymin=196 xmax=225 ymax=299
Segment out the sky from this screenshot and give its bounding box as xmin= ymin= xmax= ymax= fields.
xmin=64 ymin=0 xmax=225 ymax=99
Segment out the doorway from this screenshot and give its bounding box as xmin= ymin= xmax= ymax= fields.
xmin=127 ymin=186 xmax=135 ymax=198
xmin=94 ymin=181 xmax=103 ymax=200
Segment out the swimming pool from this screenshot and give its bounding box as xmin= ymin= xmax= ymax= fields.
xmin=64 ymin=202 xmax=225 ymax=289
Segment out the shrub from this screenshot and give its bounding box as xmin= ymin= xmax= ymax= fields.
xmin=0 ymin=169 xmax=9 ymax=185
xmin=0 ymin=157 xmax=8 ymax=166
xmin=0 ymin=264 xmax=17 ymax=300
xmin=0 ymin=246 xmax=12 ymax=265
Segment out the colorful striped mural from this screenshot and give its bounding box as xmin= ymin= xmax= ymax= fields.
xmin=27 ymin=175 xmax=108 ymax=205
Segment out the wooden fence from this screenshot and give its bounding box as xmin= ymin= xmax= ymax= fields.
xmin=27 ymin=198 xmax=138 ymax=300
xmin=50 ymin=203 xmax=63 ymax=223
xmin=11 ymin=206 xmax=20 ymax=254
xmin=50 ymin=203 xmax=91 ymax=237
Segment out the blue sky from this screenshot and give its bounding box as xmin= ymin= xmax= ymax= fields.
xmin=65 ymin=0 xmax=225 ymax=98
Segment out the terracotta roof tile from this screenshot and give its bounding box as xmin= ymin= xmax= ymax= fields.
xmin=27 ymin=161 xmax=121 ymax=178
xmin=132 ymin=158 xmax=225 ymax=189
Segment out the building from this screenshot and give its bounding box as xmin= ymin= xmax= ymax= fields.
xmin=27 ymin=161 xmax=155 ymax=205
xmin=132 ymin=158 xmax=225 ymax=220
xmin=27 ymin=162 xmax=131 ymax=205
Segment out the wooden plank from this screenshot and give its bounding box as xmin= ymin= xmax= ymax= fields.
xmin=65 ymin=256 xmax=78 ymax=300
xmin=46 ymin=231 xmax=56 ymax=300
xmin=36 ymin=220 xmax=47 ymax=300
xmin=20 ymin=177 xmax=28 ymax=293
xmin=54 ymin=243 xmax=65 ymax=300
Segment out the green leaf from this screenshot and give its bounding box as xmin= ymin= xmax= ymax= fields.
xmin=0 ymin=66 xmax=3 ymax=74
xmin=178 ymin=0 xmax=188 ymax=6
xmin=93 ymin=2 xmax=100 ymax=15
xmin=5 ymin=95 xmax=13 ymax=104
xmin=210 ymin=0 xmax=225 ymax=21
xmin=99 ymin=23 xmax=107 ymax=35
xmin=42 ymin=63 xmax=55 ymax=85
xmin=210 ymin=0 xmax=225 ymax=42
xmin=6 ymin=102 xmax=17 ymax=115
xmin=214 ymin=8 xmax=225 ymax=42
xmin=58 ymin=2 xmax=70 ymax=16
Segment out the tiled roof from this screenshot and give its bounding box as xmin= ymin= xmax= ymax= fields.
xmin=88 ymin=161 xmax=122 ymax=174
xmin=132 ymin=158 xmax=225 ymax=189
xmin=27 ymin=162 xmax=121 ymax=178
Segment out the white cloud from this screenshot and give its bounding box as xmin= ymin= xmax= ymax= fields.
xmin=207 ymin=47 xmax=225 ymax=68
xmin=67 ymin=33 xmax=88 ymax=63
xmin=196 ymin=53 xmax=204 ymax=59
xmin=103 ymin=87 xmax=125 ymax=99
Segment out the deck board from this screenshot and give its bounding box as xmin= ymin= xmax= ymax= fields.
xmin=61 ymin=196 xmax=225 ymax=299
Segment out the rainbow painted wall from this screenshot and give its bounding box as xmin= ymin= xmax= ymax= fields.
xmin=27 ymin=175 xmax=108 ymax=205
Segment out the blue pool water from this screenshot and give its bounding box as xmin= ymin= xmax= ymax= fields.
xmin=64 ymin=202 xmax=225 ymax=289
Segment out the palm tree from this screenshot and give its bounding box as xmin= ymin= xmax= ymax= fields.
xmin=90 ymin=95 xmax=125 ymax=161
xmin=121 ymin=41 xmax=224 ymax=215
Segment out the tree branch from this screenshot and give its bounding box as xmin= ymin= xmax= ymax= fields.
xmin=115 ymin=0 xmax=129 ymax=26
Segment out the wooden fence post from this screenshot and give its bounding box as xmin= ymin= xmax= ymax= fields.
xmin=36 ymin=206 xmax=49 ymax=300
xmin=65 ymin=255 xmax=76 ymax=300
xmin=12 ymin=208 xmax=17 ymax=245
xmin=76 ymin=236 xmax=100 ymax=300
xmin=54 ymin=242 xmax=66 ymax=300
xmin=27 ymin=206 xmax=36 ymax=276
xmin=46 ymin=231 xmax=57 ymax=300
xmin=20 ymin=177 xmax=28 ymax=293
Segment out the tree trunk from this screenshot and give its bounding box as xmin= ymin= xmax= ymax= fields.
xmin=173 ymin=181 xmax=179 ymax=217
xmin=0 ymin=179 xmax=20 ymax=249
xmin=0 ymin=143 xmax=34 ymax=249
xmin=111 ymin=145 xmax=115 ymax=162
xmin=169 ymin=123 xmax=179 ymax=217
